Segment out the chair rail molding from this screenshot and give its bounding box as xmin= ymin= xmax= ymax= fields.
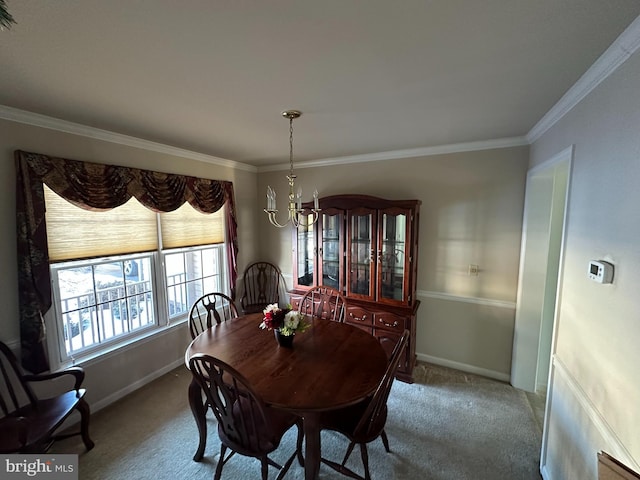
xmin=418 ymin=290 xmax=516 ymax=310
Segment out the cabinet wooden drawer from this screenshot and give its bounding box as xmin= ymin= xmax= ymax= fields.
xmin=350 ymin=323 xmax=374 ymax=335
xmin=345 ymin=306 xmax=374 ymax=326
xmin=373 ymin=312 xmax=406 ymax=333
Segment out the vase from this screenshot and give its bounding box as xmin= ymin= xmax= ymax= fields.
xmin=274 ymin=329 xmax=294 ymax=348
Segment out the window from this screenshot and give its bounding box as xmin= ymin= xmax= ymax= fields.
xmin=165 ymin=246 xmax=225 ymax=318
xmin=15 ymin=151 xmax=238 ymax=374
xmin=51 ymin=256 xmax=156 ymax=358
xmin=45 ymin=186 xmax=227 ymax=363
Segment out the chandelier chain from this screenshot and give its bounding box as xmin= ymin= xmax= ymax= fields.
xmin=289 ymin=115 xmax=295 ymax=179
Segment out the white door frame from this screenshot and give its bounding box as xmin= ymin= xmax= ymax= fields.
xmin=511 ymin=146 xmax=573 ymax=392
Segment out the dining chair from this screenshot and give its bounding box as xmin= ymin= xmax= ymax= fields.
xmin=240 ymin=261 xmax=285 ymax=314
xmin=298 ymin=285 xmax=346 ymax=322
xmin=0 ymin=341 xmax=94 ymax=454
xmin=189 ymin=354 xmax=304 ymax=480
xmin=319 ymin=330 xmax=410 ymax=480
xmin=188 ymin=292 xmax=239 ymax=340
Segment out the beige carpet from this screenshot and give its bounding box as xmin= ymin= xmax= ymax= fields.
xmin=51 ymin=362 xmax=543 ymax=479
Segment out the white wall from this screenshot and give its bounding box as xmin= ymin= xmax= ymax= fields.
xmin=531 ymin=42 xmax=640 ymax=479
xmin=0 ymin=117 xmax=258 ymax=410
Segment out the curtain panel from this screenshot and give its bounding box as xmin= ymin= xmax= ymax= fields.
xmin=15 ymin=150 xmax=238 ymax=373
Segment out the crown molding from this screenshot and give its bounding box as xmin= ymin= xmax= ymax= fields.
xmin=258 ymin=136 xmax=529 ymax=172
xmin=0 ymin=105 xmax=257 ymax=173
xmin=527 ymin=15 xmax=640 ymax=144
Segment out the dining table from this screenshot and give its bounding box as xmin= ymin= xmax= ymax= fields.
xmin=185 ymin=312 xmax=388 ymax=480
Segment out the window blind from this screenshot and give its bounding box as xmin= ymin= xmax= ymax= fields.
xmin=44 ymin=186 xmax=224 ymax=261
xmin=160 ymin=202 xmax=224 ymax=249
xmin=44 ymin=185 xmax=158 ymax=261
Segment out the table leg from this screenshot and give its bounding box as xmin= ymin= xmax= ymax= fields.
xmin=188 ymin=377 xmax=207 ymax=461
xmin=303 ymin=412 xmax=321 ymax=480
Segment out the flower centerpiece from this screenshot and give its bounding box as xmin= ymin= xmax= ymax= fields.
xmin=259 ymin=303 xmax=309 ymax=346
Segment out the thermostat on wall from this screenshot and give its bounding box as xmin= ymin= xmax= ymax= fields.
xmin=588 ymin=260 xmax=614 ymax=284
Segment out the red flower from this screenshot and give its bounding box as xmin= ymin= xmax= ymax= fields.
xmin=259 ymin=303 xmax=290 ymax=331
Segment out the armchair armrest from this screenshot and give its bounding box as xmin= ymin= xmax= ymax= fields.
xmin=23 ymin=366 xmax=85 ymax=392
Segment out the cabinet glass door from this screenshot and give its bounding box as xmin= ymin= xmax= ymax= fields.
xmin=320 ymin=210 xmax=343 ymax=290
xmin=293 ymin=213 xmax=316 ymax=288
xmin=378 ymin=209 xmax=410 ymax=304
xmin=347 ymin=209 xmax=375 ymax=300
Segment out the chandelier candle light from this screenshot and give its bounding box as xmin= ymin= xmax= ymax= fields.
xmin=264 ymin=110 xmax=321 ymax=228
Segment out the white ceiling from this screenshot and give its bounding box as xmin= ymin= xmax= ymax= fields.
xmin=1 ymin=1 xmax=639 ymax=168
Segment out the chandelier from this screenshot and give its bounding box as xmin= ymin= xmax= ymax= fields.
xmin=264 ymin=110 xmax=321 ymax=228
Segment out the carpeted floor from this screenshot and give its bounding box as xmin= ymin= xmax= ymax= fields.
xmin=51 ymin=362 xmax=543 ymax=479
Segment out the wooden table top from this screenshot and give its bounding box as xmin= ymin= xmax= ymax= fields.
xmin=186 ymin=312 xmax=388 ymax=412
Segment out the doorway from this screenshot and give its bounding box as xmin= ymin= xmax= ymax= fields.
xmin=510 ymin=146 xmax=572 ymax=393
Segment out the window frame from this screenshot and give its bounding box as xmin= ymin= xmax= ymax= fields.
xmin=163 ymin=244 xmax=228 ymax=322
xmin=45 ymin=210 xmax=229 ymax=369
xmin=49 ymin=252 xmax=160 ymax=363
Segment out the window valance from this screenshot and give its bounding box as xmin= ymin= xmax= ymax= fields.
xmin=15 ymin=150 xmax=239 ymax=373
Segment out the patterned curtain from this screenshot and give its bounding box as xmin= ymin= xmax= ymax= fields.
xmin=15 ymin=150 xmax=238 ymax=373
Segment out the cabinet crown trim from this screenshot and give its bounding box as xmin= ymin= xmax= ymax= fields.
xmin=303 ymin=194 xmax=421 ymax=210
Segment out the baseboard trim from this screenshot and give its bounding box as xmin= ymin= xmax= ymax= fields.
xmin=416 ymin=353 xmax=511 ymax=382
xmin=548 ymin=356 xmax=640 ymax=473
xmin=90 ymin=358 xmax=185 ymax=413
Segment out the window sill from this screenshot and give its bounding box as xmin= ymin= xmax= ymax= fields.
xmin=57 ymin=318 xmax=187 ymax=371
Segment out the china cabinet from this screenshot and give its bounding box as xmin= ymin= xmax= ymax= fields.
xmin=289 ymin=194 xmax=421 ymax=382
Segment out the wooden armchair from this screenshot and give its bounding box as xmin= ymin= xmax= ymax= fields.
xmin=0 ymin=341 xmax=94 ymax=453
xmin=240 ymin=262 xmax=285 ymax=314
